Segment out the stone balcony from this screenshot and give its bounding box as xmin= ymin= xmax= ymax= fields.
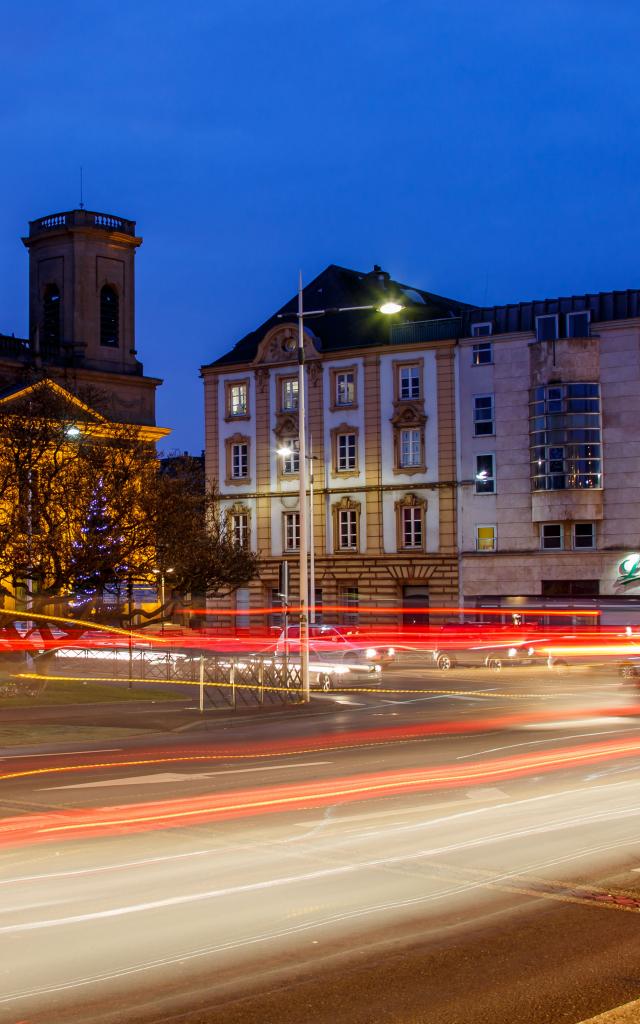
xmin=28 ymin=209 xmax=137 ymax=238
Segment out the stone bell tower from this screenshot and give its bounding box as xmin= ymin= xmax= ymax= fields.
xmin=22 ymin=208 xmax=142 ymax=375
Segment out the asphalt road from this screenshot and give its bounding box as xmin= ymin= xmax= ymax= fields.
xmin=1 ymin=664 xmax=640 ymax=1024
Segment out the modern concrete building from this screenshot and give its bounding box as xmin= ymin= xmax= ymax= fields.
xmin=202 ymin=265 xmax=471 ymax=626
xmin=457 ymin=291 xmax=640 ymax=624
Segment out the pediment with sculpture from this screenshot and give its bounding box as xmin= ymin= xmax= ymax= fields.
xmin=390 ymin=400 xmax=427 ymax=429
xmin=252 ymin=324 xmax=321 ymax=367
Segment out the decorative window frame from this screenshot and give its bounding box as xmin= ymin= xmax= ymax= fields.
xmin=224 ymin=378 xmax=250 ymax=421
xmin=395 ymin=493 xmax=426 ymax=552
xmin=332 ymin=496 xmax=361 ymax=553
xmin=329 ymin=365 xmax=358 ymax=411
xmin=393 ymin=358 xmax=424 ymax=404
xmin=392 ymin=415 xmax=427 ymax=475
xmin=283 ymin=510 xmax=301 ymax=552
xmin=227 ymin=502 xmax=251 ymax=549
xmin=330 ymin=423 xmax=360 ymax=477
xmin=225 ymin=432 xmax=251 ymax=486
xmin=277 ymin=374 xmax=299 ymax=413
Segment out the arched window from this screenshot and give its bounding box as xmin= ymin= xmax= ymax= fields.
xmin=100 ymin=285 xmax=119 ymax=347
xmin=42 ymin=284 xmax=61 ymax=351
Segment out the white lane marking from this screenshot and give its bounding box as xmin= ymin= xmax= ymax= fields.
xmin=40 ymin=760 xmax=332 ymax=791
xmin=0 ymin=748 xmax=123 ymax=760
xmin=3 ymin=800 xmax=640 ymax=934
xmin=2 ymin=831 xmax=636 ymax=1007
xmin=456 ymin=728 xmax=634 ymax=760
xmin=523 ymin=717 xmax=636 ymax=731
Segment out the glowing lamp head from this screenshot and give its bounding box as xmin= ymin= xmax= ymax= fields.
xmin=277 ymin=445 xmax=294 ymax=458
xmin=378 ymin=301 xmax=404 ymax=315
xmin=65 ymin=425 xmax=81 ymax=438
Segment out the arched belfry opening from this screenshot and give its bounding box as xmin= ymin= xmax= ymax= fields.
xmin=42 ymin=283 xmax=61 ymax=353
xmin=100 ymin=285 xmax=119 ymax=347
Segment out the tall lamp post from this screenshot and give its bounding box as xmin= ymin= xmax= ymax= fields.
xmin=278 ymin=276 xmax=404 ymax=703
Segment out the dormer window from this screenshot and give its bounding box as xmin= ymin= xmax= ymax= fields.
xmin=100 ymin=285 xmax=119 ymax=347
xmin=42 ymin=284 xmax=61 ymax=351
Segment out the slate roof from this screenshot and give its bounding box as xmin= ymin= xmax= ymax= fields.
xmin=204 ymin=264 xmax=472 ymax=368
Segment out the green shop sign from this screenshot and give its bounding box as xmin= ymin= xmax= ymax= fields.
xmin=616 ymin=553 xmax=640 ymax=587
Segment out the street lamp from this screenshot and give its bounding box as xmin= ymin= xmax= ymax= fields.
xmin=153 ymin=567 xmax=175 ymax=632
xmin=278 ymin=275 xmax=404 ymax=703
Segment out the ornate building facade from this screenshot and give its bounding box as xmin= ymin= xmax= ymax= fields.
xmin=202 ymin=265 xmax=469 ymax=626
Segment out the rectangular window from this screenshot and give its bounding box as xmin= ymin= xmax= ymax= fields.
xmin=337 ymin=432 xmax=356 ymax=471
xmin=232 ymin=512 xmax=249 ymax=548
xmin=474 ymin=453 xmax=495 ymax=493
xmin=542 ymin=579 xmax=600 ymax=598
xmin=473 ymin=394 xmax=494 ymax=435
xmin=236 ymin=587 xmax=250 ymax=629
xmin=399 ymin=365 xmax=420 ymax=400
xmin=312 ymin=588 xmax=323 ymax=625
xmin=536 ymin=314 xmax=559 ymax=341
xmin=541 ymin=523 xmax=563 ymax=550
xmin=231 ymin=442 xmax=248 ymax=479
xmin=335 ymin=370 xmax=355 ymax=407
xmin=530 ymin=383 xmax=601 ymax=491
xmin=338 ymin=508 xmax=357 ymax=549
xmin=281 ymin=439 xmax=299 ymax=475
xmin=269 ymin=587 xmax=283 ymax=629
xmin=402 ymin=505 xmax=423 ymax=548
xmin=476 ymin=525 xmax=496 ymax=552
xmin=399 ymin=428 xmax=421 ymax=468
xmin=341 ymin=585 xmax=359 ymax=625
xmin=567 ymin=310 xmax=591 ymax=338
xmin=284 ymin=512 xmax=300 ymax=552
xmin=573 ymin=522 xmax=595 ymax=549
xmin=472 ymin=341 xmax=493 ymax=365
xmin=281 ymin=377 xmax=298 ymax=411
xmin=228 ymin=382 xmax=247 ymax=417
xmin=471 ymin=322 xmax=493 ymax=337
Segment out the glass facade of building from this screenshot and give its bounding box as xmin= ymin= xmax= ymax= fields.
xmin=530 ymin=383 xmax=601 ymax=490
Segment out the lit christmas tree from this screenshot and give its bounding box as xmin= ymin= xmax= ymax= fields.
xmin=69 ymin=478 xmax=126 ymax=609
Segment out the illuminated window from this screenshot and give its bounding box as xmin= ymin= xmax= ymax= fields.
xmin=474 ymin=453 xmax=495 ymax=494
xmin=227 ymin=382 xmax=248 ymax=417
xmin=100 ymin=285 xmax=119 ymax=347
xmin=335 ymin=370 xmax=355 ymax=407
xmin=281 ymin=439 xmax=299 ymax=475
xmin=475 ymin=525 xmax=496 ymax=552
xmin=530 ymin=383 xmax=601 ymax=490
xmin=472 ymin=341 xmax=493 ymax=364
xmin=281 ymin=377 xmax=298 ymax=411
xmin=231 ymin=512 xmax=249 ymax=548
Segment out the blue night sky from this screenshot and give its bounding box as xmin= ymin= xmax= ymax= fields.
xmin=1 ymin=0 xmax=638 ymax=454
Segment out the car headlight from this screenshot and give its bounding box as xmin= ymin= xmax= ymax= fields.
xmin=365 ymin=648 xmax=377 ymax=659
xmin=527 ymin=647 xmax=535 ymax=657
xmin=374 ymin=664 xmax=382 ymax=672
xmin=508 ymin=647 xmax=518 ymax=658
xmin=387 ymin=648 xmax=395 ymax=657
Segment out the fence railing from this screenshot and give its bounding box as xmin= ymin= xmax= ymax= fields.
xmin=48 ymin=648 xmax=302 ymax=709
